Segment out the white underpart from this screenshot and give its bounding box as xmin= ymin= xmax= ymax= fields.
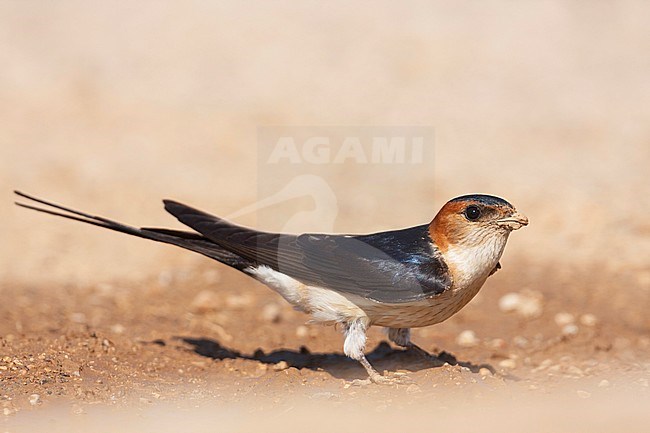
xmin=246 ymin=265 xmax=304 ymax=305
xmin=343 ymin=319 xmax=369 ymax=360
xmin=246 ymin=265 xmax=367 ymax=324
xmin=246 ymin=265 xmax=371 ymax=362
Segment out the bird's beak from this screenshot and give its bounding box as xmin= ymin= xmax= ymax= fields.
xmin=496 ymin=212 xmax=529 ymax=230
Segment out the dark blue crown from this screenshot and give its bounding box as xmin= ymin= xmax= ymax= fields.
xmin=450 ymin=194 xmax=513 ymax=208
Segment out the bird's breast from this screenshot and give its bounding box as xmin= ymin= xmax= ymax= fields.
xmin=358 ymin=276 xmax=488 ymax=328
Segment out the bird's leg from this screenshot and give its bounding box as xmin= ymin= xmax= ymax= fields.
xmin=343 ymin=318 xmax=408 ymax=385
xmin=357 ymin=354 xmax=386 ymax=383
xmin=387 ymin=327 xmax=432 ymax=359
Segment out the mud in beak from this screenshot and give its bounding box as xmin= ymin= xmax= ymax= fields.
xmin=496 ymin=212 xmax=529 ymax=230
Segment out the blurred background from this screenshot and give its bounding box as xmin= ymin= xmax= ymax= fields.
xmin=1 ymin=2 xmax=650 ymax=431
xmin=2 ymin=1 xmax=648 ymax=286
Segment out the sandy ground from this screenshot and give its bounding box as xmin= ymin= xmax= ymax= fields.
xmin=1 ymin=2 xmax=650 ymax=432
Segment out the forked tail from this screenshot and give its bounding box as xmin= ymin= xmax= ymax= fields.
xmin=13 ymin=191 xmax=252 ymax=271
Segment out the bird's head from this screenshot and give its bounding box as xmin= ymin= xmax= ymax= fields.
xmin=429 ymin=194 xmax=528 ymax=252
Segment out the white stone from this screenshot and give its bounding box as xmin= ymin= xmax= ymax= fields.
xmin=498 ymin=293 xmax=521 ymax=312
xmin=456 ymin=330 xmax=479 ymax=347
xmin=261 ymin=303 xmax=282 ymax=323
xmin=554 ymin=312 xmax=575 ymax=327
xmin=562 ymin=324 xmax=579 ymax=336
xmin=295 ymin=325 xmax=309 ymax=338
xmin=579 ymin=314 xmax=598 ymax=327
xmin=499 ymin=291 xmax=543 ymax=318
xmin=110 ymin=324 xmax=125 ymax=334
xmin=190 ymin=290 xmax=220 ymax=313
xmin=513 ymin=336 xmax=529 ymax=348
xmin=273 ymin=361 xmax=289 ymax=371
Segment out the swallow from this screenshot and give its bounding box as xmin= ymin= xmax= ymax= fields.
xmin=14 ymin=191 xmax=527 ymax=384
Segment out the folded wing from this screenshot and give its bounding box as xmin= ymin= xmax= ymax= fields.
xmin=164 ymin=200 xmax=451 ymax=303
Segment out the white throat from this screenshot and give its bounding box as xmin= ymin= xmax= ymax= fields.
xmin=443 ymin=234 xmax=509 ymax=290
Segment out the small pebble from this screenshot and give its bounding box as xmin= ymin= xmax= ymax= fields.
xmin=3 ymin=407 xmax=12 ymax=416
xmin=456 ymin=330 xmax=479 ymax=347
xmin=579 ymin=314 xmax=597 ymax=327
xmin=488 ymin=338 xmax=507 ymax=349
xmin=498 ymin=293 xmax=521 ymax=312
xmin=562 ymin=324 xmax=579 ymax=336
xmin=190 ymin=290 xmax=220 ymax=314
xmin=296 ymin=325 xmax=309 ymax=338
xmin=225 ymin=294 xmax=253 ymax=308
xmin=513 ymin=336 xmax=529 ymax=348
xmin=554 ymin=312 xmax=575 ymax=327
xmin=479 ymin=367 xmax=492 ymax=377
xmin=498 ymin=291 xmax=543 ymax=318
xmin=273 ymin=361 xmax=289 ymax=371
xmin=28 ymin=394 xmax=41 ymax=406
xmin=261 ymin=303 xmax=282 ymax=323
xmin=566 ymin=366 xmax=584 ymax=377
xmin=598 ymin=379 xmax=611 ymax=388
xmin=577 ymin=390 xmax=591 ymax=399
xmin=539 ymin=359 xmax=553 ymax=368
xmin=110 ymin=324 xmax=125 ymax=334
xmin=70 ymin=313 xmax=87 ymax=324
xmin=499 ymin=359 xmax=517 ymax=369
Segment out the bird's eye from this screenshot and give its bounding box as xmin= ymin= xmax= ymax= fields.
xmin=465 ymin=205 xmax=481 ymax=221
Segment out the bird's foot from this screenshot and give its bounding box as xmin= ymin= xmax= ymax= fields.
xmin=386 ymin=328 xmax=435 ymax=360
xmin=353 ymin=351 xmax=413 ymax=386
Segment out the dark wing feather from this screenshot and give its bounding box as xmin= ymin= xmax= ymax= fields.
xmin=164 ymin=200 xmax=451 ymax=303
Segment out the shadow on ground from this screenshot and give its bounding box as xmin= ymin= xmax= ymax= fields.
xmin=172 ymin=337 xmax=496 ymax=380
